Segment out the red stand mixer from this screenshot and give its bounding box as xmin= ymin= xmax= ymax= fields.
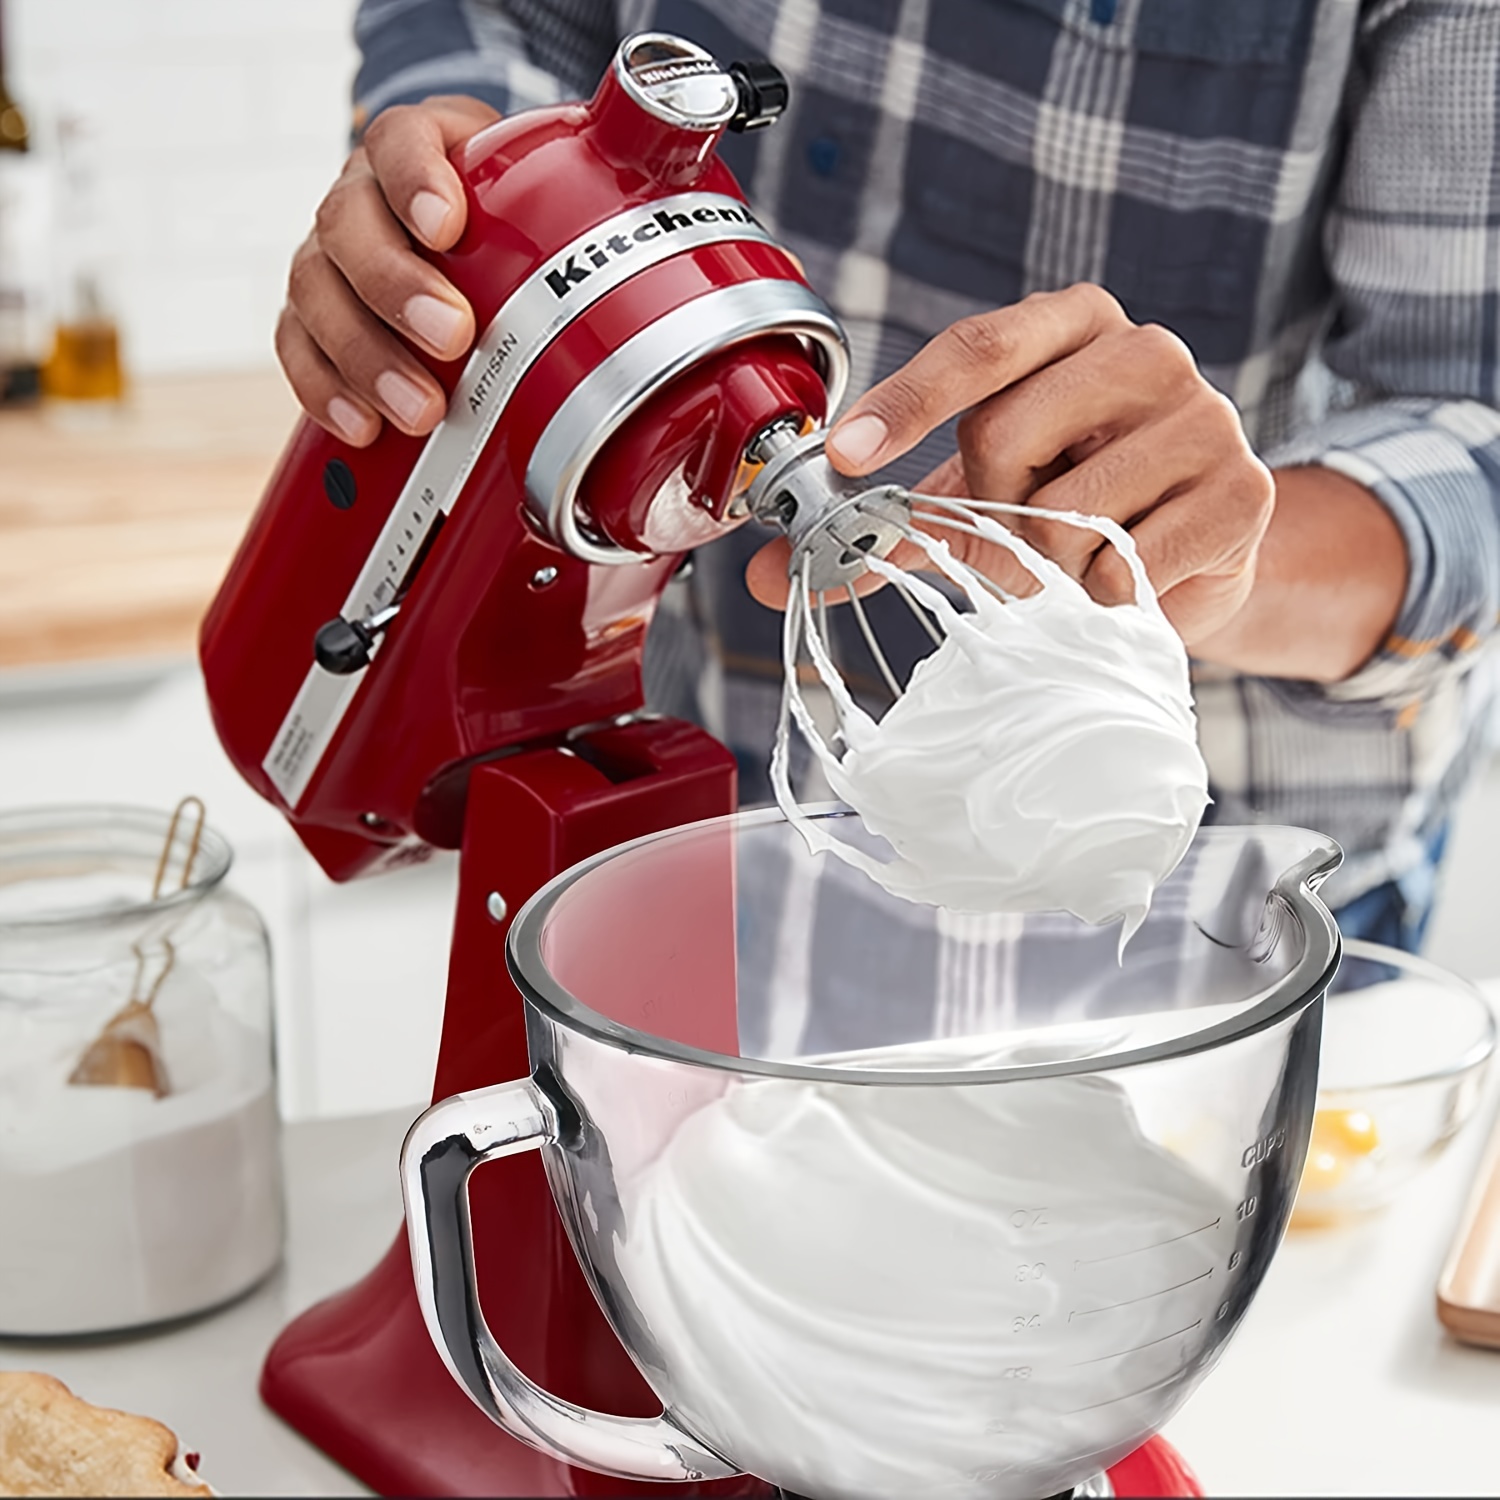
xmin=200 ymin=32 xmax=1201 ymax=1499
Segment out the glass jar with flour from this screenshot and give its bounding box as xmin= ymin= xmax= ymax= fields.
xmin=0 ymin=802 xmax=282 ymax=1334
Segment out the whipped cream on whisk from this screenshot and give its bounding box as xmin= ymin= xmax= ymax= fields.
xmin=772 ymin=504 xmax=1209 ymax=944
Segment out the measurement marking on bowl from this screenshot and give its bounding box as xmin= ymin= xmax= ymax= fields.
xmin=1072 ymin=1218 xmax=1221 ymax=1269
xmin=1067 ymin=1268 xmax=1213 ymax=1321
xmin=1063 ymin=1370 xmax=1181 ymax=1415
xmin=1066 ymin=1320 xmax=1203 ymax=1368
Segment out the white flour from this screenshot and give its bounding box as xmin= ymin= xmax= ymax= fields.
xmin=0 ymin=961 xmax=282 ymax=1335
xmin=773 ymin=505 xmax=1209 ymax=946
xmin=614 ymin=1031 xmax=1234 ymax=1500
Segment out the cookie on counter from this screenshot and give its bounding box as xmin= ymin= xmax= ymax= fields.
xmin=0 ymin=1371 xmax=211 ymax=1497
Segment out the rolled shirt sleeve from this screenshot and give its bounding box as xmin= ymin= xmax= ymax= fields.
xmin=1264 ymin=0 xmax=1500 ymax=703
xmin=1267 ymin=398 xmax=1500 ymax=703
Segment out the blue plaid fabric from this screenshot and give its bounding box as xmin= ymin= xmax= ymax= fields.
xmin=353 ymin=0 xmax=1500 ymax=919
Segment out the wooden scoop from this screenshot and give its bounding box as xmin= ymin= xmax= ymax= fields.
xmin=68 ymin=798 xmax=205 ymax=1101
xmin=68 ymin=944 xmax=175 ymax=1099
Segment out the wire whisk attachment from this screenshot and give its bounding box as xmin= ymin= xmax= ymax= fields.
xmin=744 ymin=424 xmax=1206 ymax=935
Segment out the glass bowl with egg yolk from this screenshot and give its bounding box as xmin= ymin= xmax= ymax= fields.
xmin=1292 ymin=938 xmax=1495 ymax=1228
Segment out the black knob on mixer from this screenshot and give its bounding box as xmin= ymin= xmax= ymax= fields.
xmin=314 ymin=616 xmax=376 ymax=675
xmin=314 ymin=603 xmax=401 ymax=674
xmin=728 ymin=59 xmax=789 ymax=131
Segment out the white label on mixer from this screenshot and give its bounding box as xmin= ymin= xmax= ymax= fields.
xmin=264 ymin=666 xmax=357 ymax=801
xmin=263 ymin=191 xmax=780 ymax=810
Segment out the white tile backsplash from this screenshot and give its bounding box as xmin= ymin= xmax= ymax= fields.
xmin=302 ymin=854 xmax=458 ymax=1119
xmin=7 ymin=0 xmax=358 ymax=375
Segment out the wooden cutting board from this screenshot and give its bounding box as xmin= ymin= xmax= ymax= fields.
xmin=0 ymin=372 xmax=298 ymax=667
xmin=1438 ymin=1101 xmax=1500 ymax=1346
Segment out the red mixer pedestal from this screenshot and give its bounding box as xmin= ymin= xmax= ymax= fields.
xmin=261 ymin=718 xmax=758 ymax=1497
xmin=1106 ymin=1436 xmax=1203 ymax=1496
xmin=258 ymin=719 xmax=1204 ymax=1500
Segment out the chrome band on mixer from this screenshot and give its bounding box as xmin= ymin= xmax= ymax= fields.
xmin=262 ymin=192 xmax=789 ymax=810
xmin=614 ymin=34 xmax=740 ymax=129
xmin=528 ymin=282 xmax=848 ymax=565
xmin=744 ymin=428 xmax=910 ymax=593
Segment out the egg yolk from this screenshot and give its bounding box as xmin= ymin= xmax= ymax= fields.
xmin=1299 ymin=1108 xmax=1380 ymax=1194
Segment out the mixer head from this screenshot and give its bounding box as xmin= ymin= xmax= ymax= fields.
xmin=201 ymin=33 xmax=853 ymax=879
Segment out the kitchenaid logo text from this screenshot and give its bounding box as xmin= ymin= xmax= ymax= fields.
xmin=544 ymin=202 xmax=762 ymax=300
xmin=631 ymin=58 xmax=718 ymax=88
xmin=466 ymin=330 xmax=519 ymax=417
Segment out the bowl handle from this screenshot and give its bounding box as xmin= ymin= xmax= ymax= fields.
xmin=400 ymin=1078 xmax=740 ymax=1483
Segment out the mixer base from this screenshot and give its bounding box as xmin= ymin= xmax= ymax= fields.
xmin=261 ymin=1230 xmax=773 ymax=1498
xmin=261 ymin=1237 xmax=1200 ymax=1499
xmin=1099 ymin=1437 xmax=1203 ymax=1496
xmin=261 ymin=731 xmax=765 ymax=1497
xmin=262 ymin=1256 xmax=1199 ymax=1500
xmin=769 ymin=1438 xmax=1201 ymax=1499
xmin=770 ymin=1437 xmax=1199 ymax=1500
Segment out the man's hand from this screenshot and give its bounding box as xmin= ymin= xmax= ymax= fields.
xmin=749 ymin=284 xmax=1276 ymax=648
xmin=277 ymin=96 xmax=501 ymax=446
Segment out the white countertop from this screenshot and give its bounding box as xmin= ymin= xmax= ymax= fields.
xmin=1163 ymin=1048 xmax=1500 ymax=1497
xmin=3 ymin=1049 xmax=1499 ymax=1499
xmin=0 ymin=1109 xmax=414 ymax=1498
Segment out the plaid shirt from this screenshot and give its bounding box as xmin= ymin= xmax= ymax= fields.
xmin=355 ymin=0 xmax=1500 ymax=912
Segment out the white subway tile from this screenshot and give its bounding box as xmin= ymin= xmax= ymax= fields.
xmin=9 ymin=0 xmax=356 ymax=373
xmin=11 ymin=0 xmax=142 ymax=57
xmin=153 ymin=163 xmax=324 ymax=257
xmin=304 ymin=856 xmax=456 ymax=1119
xmin=268 ymin=55 xmax=359 ymax=146
xmin=140 ymin=0 xmax=354 ymax=45
xmin=118 ymin=265 xmax=269 ymax=371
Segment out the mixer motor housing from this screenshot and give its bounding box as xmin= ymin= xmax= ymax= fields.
xmin=200 ymin=33 xmax=847 ymax=881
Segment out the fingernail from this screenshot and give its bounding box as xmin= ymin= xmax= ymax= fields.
xmin=328 ymin=394 xmax=377 ymax=444
xmin=376 ymin=369 xmax=437 ymax=429
xmin=829 ymin=412 xmax=888 ymax=470
xmin=409 ymin=190 xmax=453 ymax=245
xmin=403 ymin=293 xmax=466 ymax=355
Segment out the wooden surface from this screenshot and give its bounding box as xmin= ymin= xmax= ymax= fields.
xmin=0 ymin=372 xmax=297 ymax=667
xmin=1438 ymin=1104 xmax=1500 ymax=1347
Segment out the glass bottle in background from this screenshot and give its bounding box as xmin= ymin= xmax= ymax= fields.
xmin=0 ymin=9 xmax=26 ymax=154
xmin=43 ymin=112 xmax=123 ymax=403
xmin=0 ymin=0 xmax=50 ymax=406
xmin=44 ymin=268 xmax=123 ymax=402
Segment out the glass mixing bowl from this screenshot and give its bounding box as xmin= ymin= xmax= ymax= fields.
xmin=1291 ymin=938 xmax=1495 ymax=1228
xmin=403 ymin=809 xmax=1342 ymax=1500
